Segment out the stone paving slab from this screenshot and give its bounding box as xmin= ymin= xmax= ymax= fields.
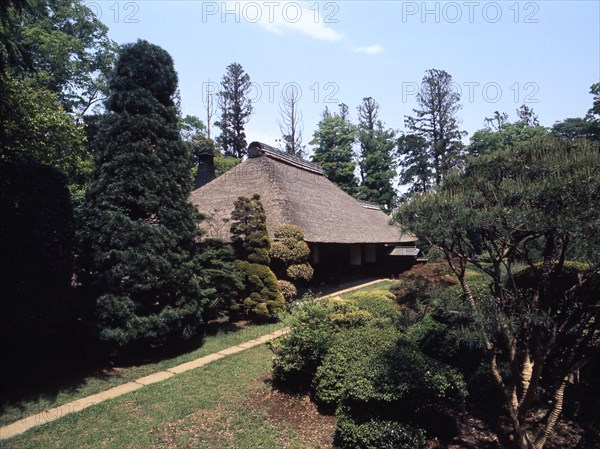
xmin=135 ymin=371 xmax=175 ymax=386
xmin=167 ymin=352 xmax=226 ymax=375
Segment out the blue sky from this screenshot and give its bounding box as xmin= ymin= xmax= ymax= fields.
xmin=96 ymin=1 xmax=599 ymax=154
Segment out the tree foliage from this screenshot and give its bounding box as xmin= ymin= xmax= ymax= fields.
xmin=310 ymin=105 xmax=358 ymax=196
xmin=356 ymin=97 xmax=397 ymax=212
xmin=270 ymin=224 xmax=313 ymax=284
xmin=551 ymin=83 xmax=600 ymax=142
xmin=396 ymin=137 xmax=600 ymax=449
xmin=0 ymin=159 xmax=76 ymax=386
xmin=215 ymin=62 xmax=253 ymax=158
xmin=230 ymin=194 xmax=284 ymax=319
xmin=0 ymin=77 xmax=90 ymax=201
xmin=468 ymin=106 xmax=549 ymax=157
xmin=7 ymin=0 xmax=118 ymax=115
xmin=80 ymin=40 xmax=208 ymax=355
xmin=401 ymin=69 xmax=466 ymax=191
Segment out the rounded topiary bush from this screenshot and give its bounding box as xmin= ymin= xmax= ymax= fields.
xmin=286 ymin=263 xmax=314 ymax=281
xmin=277 ymin=279 xmax=297 ymax=300
xmin=235 ymin=260 xmax=285 ymax=320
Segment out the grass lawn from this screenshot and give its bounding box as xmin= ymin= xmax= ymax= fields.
xmin=338 ymin=280 xmax=395 ymax=298
xmin=2 ymin=345 xmax=323 ymax=449
xmin=0 ymin=321 xmax=284 ymax=427
xmin=1 ymin=279 xmax=394 ymax=447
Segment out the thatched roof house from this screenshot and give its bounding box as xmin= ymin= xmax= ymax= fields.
xmin=190 ymin=142 xmax=419 ymax=282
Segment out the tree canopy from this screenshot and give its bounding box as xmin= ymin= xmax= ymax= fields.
xmin=401 ymin=69 xmax=466 ymax=190
xmin=356 ymin=97 xmax=397 ymax=212
xmin=310 ymin=105 xmax=358 ymax=196
xmin=396 ymin=137 xmax=600 ymax=449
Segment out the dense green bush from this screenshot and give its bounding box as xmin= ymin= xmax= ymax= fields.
xmin=344 ymin=290 xmax=403 ymax=327
xmin=230 ymin=194 xmax=284 ymax=319
xmin=334 ymin=406 xmax=427 ymax=449
xmin=270 ymin=297 xmax=367 ymax=389
xmin=0 ymin=159 xmax=78 ymax=386
xmin=314 ymin=325 xmax=467 ymax=411
xmin=272 ymin=289 xmax=467 ymax=448
xmin=197 ymin=238 xmax=245 ymax=321
xmin=286 ymin=263 xmax=314 ymax=281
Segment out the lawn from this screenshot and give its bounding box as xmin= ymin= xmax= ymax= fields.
xmin=0 ymin=321 xmax=284 ymax=427
xmin=2 ymin=345 xmax=328 ymax=449
xmin=1 ymin=279 xmax=394 ymax=448
xmin=338 ymin=280 xmax=395 ymax=298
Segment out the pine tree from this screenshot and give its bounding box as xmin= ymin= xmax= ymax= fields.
xmin=215 ymin=62 xmax=253 ymax=158
xmin=356 ymin=97 xmax=397 ymax=212
xmin=80 ymin=40 xmax=207 ymax=355
xmin=230 ymin=194 xmax=284 ymax=320
xmin=310 ymin=105 xmax=358 ymax=196
xmin=403 ymin=69 xmax=466 ymax=189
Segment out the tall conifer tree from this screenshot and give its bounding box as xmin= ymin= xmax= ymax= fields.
xmin=215 ymin=62 xmax=253 ymax=158
xmin=310 ymin=105 xmax=358 ymax=196
xmin=356 ymin=97 xmax=397 ymax=212
xmin=80 ymin=40 xmax=207 ymax=354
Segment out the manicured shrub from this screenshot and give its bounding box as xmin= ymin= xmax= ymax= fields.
xmin=345 ymin=290 xmax=403 ymax=327
xmin=334 ymin=406 xmax=427 ymax=449
xmin=313 ymin=325 xmax=399 ymax=409
xmin=313 ymin=325 xmax=467 ymax=411
xmin=277 ymin=279 xmax=297 ymax=300
xmin=270 ymin=224 xmax=313 ymax=284
xmin=271 ymin=296 xmax=376 ymax=389
xmin=286 ymin=263 xmax=314 ymax=281
xmin=270 ymin=298 xmax=337 ymax=390
xmin=230 ymin=194 xmax=284 ymax=319
xmin=235 ymin=260 xmax=285 ymax=320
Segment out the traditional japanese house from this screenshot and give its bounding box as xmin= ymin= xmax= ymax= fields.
xmin=190 ymin=142 xmax=419 ymax=283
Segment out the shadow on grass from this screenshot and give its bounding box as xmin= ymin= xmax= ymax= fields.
xmin=0 ymin=318 xmax=276 ymax=424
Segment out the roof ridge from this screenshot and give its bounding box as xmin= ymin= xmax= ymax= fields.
xmin=247 ymin=141 xmax=325 ymax=175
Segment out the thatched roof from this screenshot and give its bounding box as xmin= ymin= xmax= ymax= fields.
xmin=190 ymin=142 xmax=418 ymax=245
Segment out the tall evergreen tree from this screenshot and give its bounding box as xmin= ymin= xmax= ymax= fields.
xmin=402 ymin=69 xmax=466 ymax=189
xmin=80 ymin=40 xmax=207 ymax=355
xmin=310 ymin=105 xmax=358 ymax=196
xmin=356 ymin=97 xmax=397 ymax=212
xmin=397 ymin=133 xmax=432 ymax=195
xmin=0 ymin=159 xmax=77 ymax=386
xmin=215 ymin=62 xmax=253 ymax=158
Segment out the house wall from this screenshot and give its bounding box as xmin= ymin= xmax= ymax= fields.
xmin=308 ymin=243 xmax=416 ymax=285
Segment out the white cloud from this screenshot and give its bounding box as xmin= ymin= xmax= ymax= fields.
xmin=352 ymin=44 xmax=385 ymax=56
xmin=225 ymin=1 xmax=344 ymax=42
